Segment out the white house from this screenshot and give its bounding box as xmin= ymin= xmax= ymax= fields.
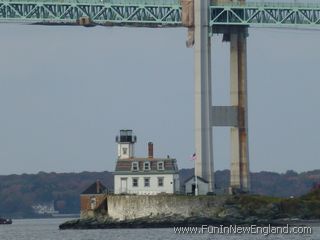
xmin=114 ymin=130 xmax=180 ymax=195
xmin=184 ymin=175 xmax=209 ymax=195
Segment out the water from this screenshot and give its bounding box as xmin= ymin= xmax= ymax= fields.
xmin=0 ymin=218 xmax=319 ymax=240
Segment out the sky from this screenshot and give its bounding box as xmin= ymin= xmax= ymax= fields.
xmin=0 ymin=22 xmax=319 ymax=175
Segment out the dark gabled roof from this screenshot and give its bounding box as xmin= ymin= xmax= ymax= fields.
xmin=81 ymin=180 xmax=107 ymax=195
xmin=184 ymin=175 xmax=209 ymax=184
xmin=115 ymin=158 xmax=178 ymax=174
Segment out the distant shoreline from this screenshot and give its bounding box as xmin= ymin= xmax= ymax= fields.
xmin=1 ymin=169 xmax=319 ymax=218
xmin=10 ymin=214 xmax=80 ymax=220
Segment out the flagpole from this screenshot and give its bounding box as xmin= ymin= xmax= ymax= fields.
xmin=194 ymin=157 xmax=199 ymax=196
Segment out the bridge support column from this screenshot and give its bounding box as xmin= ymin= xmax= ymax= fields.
xmin=229 ymin=29 xmax=250 ymax=193
xmin=194 ymin=0 xmax=214 ymax=192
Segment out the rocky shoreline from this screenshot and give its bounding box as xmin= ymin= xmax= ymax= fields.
xmin=59 ymin=216 xmax=320 ymax=230
xmin=58 ymin=216 xmax=272 ymax=230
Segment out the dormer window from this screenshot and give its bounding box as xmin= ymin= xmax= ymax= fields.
xmin=132 ymin=162 xmax=139 ymax=171
xmin=143 ymin=162 xmax=150 ymax=171
xmin=157 ymin=161 xmax=164 ymax=171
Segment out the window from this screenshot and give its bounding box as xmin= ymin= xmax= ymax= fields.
xmin=132 ymin=178 xmax=139 ymax=187
xmin=144 ymin=177 xmax=150 ymax=187
xmin=131 ymin=162 xmax=139 ymax=171
xmin=90 ymin=196 xmax=97 ymax=210
xmin=157 ymin=161 xmax=164 ymax=170
xmin=143 ymin=161 xmax=150 ymax=171
xmin=174 ymin=162 xmax=178 ymax=171
xmin=158 ymin=177 xmax=164 ymax=187
xmin=122 ymin=147 xmax=128 ymax=155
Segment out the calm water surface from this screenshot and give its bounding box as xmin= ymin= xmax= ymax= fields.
xmin=0 ymin=218 xmax=319 ymax=240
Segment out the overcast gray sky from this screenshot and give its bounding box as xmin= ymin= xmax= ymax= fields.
xmin=0 ymin=22 xmax=319 ymax=175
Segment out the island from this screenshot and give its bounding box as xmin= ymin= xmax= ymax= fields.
xmin=59 ymin=188 xmax=320 ymax=229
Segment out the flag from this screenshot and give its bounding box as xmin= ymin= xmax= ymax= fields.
xmin=191 ymin=153 xmax=196 ymax=161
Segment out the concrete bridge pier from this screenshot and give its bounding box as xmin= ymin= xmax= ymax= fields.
xmin=229 ymin=29 xmax=250 ymax=193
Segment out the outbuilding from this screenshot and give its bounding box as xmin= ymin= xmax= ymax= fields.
xmin=80 ymin=180 xmax=108 ymax=218
xmin=184 ymin=175 xmax=209 ymax=195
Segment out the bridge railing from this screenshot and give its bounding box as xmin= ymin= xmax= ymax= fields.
xmin=213 ymin=2 xmax=320 ymax=9
xmin=1 ymin=0 xmax=180 ymax=5
xmin=103 ymin=0 xmax=180 ymax=4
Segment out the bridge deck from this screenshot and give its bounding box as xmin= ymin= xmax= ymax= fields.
xmin=211 ymin=2 xmax=320 ymax=28
xmin=0 ymin=0 xmax=320 ymax=28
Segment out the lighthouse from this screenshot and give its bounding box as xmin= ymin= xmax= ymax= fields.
xmin=114 ymin=129 xmax=180 ymax=195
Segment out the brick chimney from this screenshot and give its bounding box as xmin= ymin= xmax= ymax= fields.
xmin=148 ymin=142 xmax=153 ymax=159
xmin=96 ymin=180 xmax=100 ymax=194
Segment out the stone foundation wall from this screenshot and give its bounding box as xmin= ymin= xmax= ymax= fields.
xmin=105 ymin=195 xmax=227 ymax=221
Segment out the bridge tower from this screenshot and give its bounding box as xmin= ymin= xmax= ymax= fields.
xmin=194 ymin=0 xmax=214 ymax=192
xmin=193 ymin=0 xmax=250 ymax=193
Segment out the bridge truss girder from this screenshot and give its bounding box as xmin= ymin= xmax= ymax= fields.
xmin=0 ymin=1 xmax=181 ymax=26
xmin=210 ymin=3 xmax=320 ymax=29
